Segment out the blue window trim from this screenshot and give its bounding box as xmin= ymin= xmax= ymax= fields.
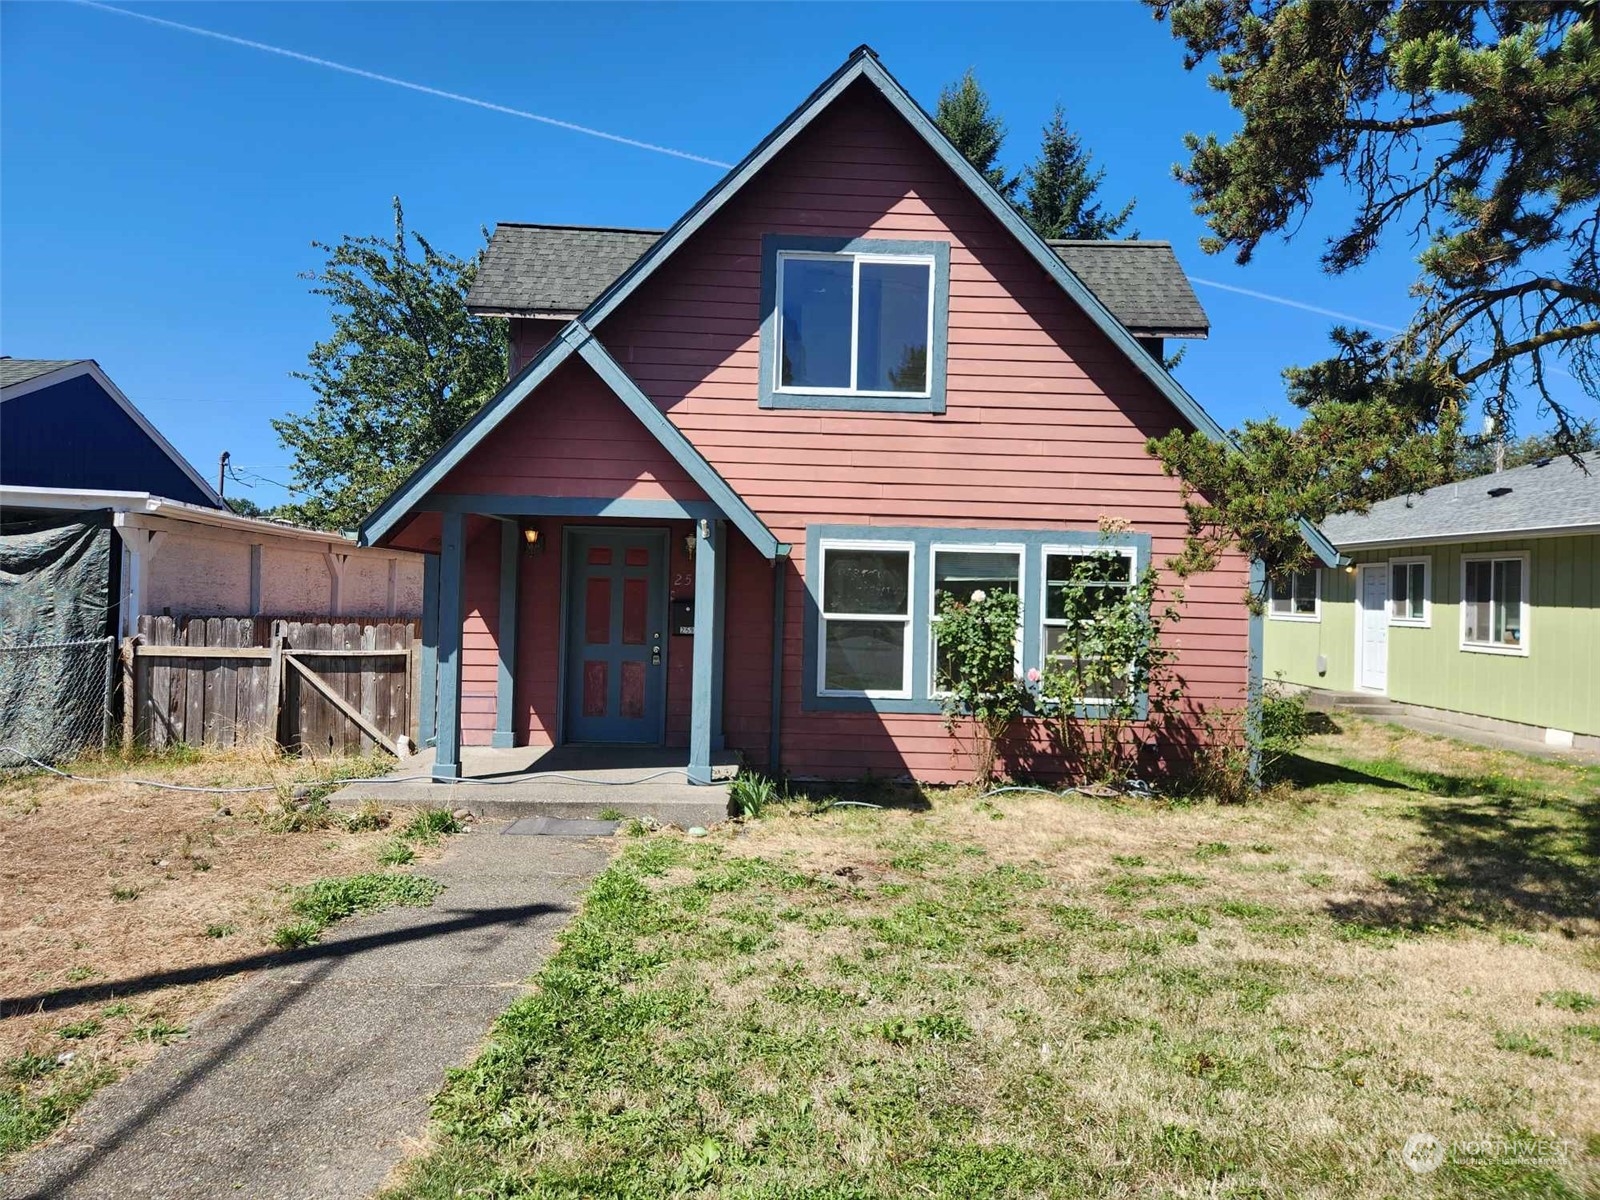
xmin=801 ymin=524 xmax=1154 ymax=718
xmin=759 ymin=235 xmax=950 ymax=414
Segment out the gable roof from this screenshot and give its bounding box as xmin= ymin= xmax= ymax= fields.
xmin=1 ymin=359 xmax=225 ymax=508
xmin=466 ymin=225 xmax=1210 ymax=338
xmin=0 ymin=358 xmax=87 ymax=388
xmin=365 ymin=45 xmax=1337 ymax=567
xmin=1321 ymin=452 xmax=1600 ymax=548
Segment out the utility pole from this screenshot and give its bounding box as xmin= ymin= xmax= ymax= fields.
xmin=218 ymin=450 xmax=231 ymax=497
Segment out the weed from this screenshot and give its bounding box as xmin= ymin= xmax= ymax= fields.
xmin=1 ymin=1060 xmax=114 ymax=1157
xmin=101 ymin=1002 xmax=133 ymax=1018
xmin=377 ymin=838 xmax=416 ymax=866
xmin=56 ymin=1019 xmax=102 ymax=1040
xmin=400 ymin=809 xmax=463 ymax=844
xmin=596 ymin=807 xmax=627 ymax=822
xmin=2 ymin=1054 xmax=57 ymax=1084
xmin=340 ymin=801 xmax=390 ymax=833
xmin=730 ymin=772 xmax=784 ymax=818
xmin=128 ymin=1020 xmax=185 ymax=1046
xmin=109 ymin=884 xmax=140 ymax=902
xmin=1193 ymin=841 xmax=1232 ymax=860
xmin=272 ymin=871 xmax=444 ymax=948
xmin=1493 ymin=1031 xmax=1555 ymax=1058
xmin=203 ymin=922 xmax=237 ymax=939
xmin=1539 ymin=990 xmax=1597 ymax=1013
xmin=64 ymin=965 xmax=98 ymax=982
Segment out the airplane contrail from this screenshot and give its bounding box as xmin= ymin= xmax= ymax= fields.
xmin=76 ymin=1 xmax=736 ymax=169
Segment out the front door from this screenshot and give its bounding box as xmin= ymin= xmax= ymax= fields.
xmin=1358 ymin=565 xmax=1389 ymax=692
xmin=564 ymin=530 xmax=667 ymax=743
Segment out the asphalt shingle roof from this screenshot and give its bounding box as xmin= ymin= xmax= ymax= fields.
xmin=1321 ymin=452 xmax=1600 ymax=547
xmin=467 ymin=225 xmax=1209 ymax=336
xmin=0 ymin=358 xmax=87 ymax=389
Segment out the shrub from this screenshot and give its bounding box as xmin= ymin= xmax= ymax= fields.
xmin=1257 ymin=681 xmax=1312 ymax=780
xmin=935 ymin=589 xmax=1032 ymax=785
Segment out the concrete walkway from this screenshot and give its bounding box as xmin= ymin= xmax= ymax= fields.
xmin=2 ymin=824 xmax=611 ymax=1200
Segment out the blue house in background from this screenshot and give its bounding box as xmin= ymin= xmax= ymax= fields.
xmin=0 ymin=358 xmax=223 ymax=507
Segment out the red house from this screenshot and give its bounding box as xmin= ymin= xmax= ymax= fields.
xmin=360 ymin=47 xmax=1338 ymax=785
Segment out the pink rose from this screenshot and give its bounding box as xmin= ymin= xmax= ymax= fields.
xmin=1026 ymin=667 xmax=1042 ymax=684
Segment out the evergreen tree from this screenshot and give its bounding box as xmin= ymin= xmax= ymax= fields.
xmin=934 ymin=70 xmax=1019 ymax=199
xmin=1023 ymin=106 xmax=1136 ymax=240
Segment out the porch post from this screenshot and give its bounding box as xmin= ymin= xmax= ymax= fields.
xmin=493 ymin=521 xmax=520 ymax=748
xmin=688 ymin=517 xmax=725 ymax=785
xmin=419 ymin=553 xmax=439 ymax=749
xmin=433 ymin=512 xmax=466 ymax=782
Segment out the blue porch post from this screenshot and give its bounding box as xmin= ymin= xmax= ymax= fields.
xmin=493 ymin=521 xmax=520 ymax=748
xmin=433 ymin=512 xmax=466 ymax=782
xmin=689 ymin=517 xmax=726 ymax=785
xmin=418 ymin=553 xmax=439 ymax=749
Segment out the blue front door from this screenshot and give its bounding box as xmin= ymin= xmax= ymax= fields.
xmin=564 ymin=530 xmax=668 ymax=743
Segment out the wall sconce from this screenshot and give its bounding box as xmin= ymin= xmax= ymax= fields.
xmin=683 ymin=533 xmax=697 ymax=559
xmin=1343 ymin=563 xmax=1356 ymax=575
xmin=521 ymin=521 xmax=545 ymax=556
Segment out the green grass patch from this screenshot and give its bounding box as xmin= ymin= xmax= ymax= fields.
xmin=270 ymin=871 xmax=443 ymax=949
xmin=1 ymin=1059 xmax=115 ymax=1159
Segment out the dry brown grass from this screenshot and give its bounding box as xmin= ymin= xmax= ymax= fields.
xmin=0 ymin=745 xmax=458 ymax=1156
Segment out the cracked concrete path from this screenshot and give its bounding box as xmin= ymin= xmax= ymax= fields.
xmin=2 ymin=823 xmax=611 ymax=1200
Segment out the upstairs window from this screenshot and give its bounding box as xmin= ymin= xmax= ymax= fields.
xmin=761 ymin=236 xmax=950 ymax=413
xmin=1268 ymin=569 xmax=1320 ymax=621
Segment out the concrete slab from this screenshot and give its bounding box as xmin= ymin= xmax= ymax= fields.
xmin=502 ymin=816 xmax=620 ymax=837
xmin=1 ymin=824 xmax=611 ymax=1200
xmin=326 ymin=744 xmax=735 ymax=826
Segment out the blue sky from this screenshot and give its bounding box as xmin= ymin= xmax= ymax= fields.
xmin=2 ymin=2 xmax=1569 ymax=510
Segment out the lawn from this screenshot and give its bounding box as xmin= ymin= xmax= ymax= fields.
xmin=385 ymin=718 xmax=1599 ymax=1199
xmin=0 ymin=745 xmax=462 ymax=1160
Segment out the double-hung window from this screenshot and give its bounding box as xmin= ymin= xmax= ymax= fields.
xmin=1461 ymin=553 xmax=1528 ymax=654
xmin=817 ymin=543 xmax=914 ymax=697
xmin=930 ymin=546 xmax=1023 ymax=694
xmin=1389 ymin=558 xmax=1429 ymax=626
xmin=1041 ymin=546 xmax=1137 ymax=703
xmin=761 ymin=236 xmax=950 ymax=413
xmin=1268 ymin=569 xmax=1320 ymax=621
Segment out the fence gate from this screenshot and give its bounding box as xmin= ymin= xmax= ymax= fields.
xmin=131 ymin=616 xmax=419 ymax=756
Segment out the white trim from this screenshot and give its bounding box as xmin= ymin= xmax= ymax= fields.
xmin=1386 ymin=556 xmax=1431 ymax=627
xmin=1267 ymin=566 xmax=1321 ymax=622
xmin=816 ymin=539 xmax=915 ymax=699
xmin=927 ymin=542 xmax=1025 ymax=697
xmin=1326 ymin=522 xmax=1600 ymax=551
xmin=1459 ymin=550 xmax=1531 ymax=657
xmin=1353 ymin=563 xmax=1390 ymax=692
xmin=773 ymin=250 xmax=936 ymax=400
xmin=1 ymin=361 xmax=225 ymax=507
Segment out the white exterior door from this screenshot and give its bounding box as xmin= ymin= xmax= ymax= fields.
xmin=1358 ymin=565 xmax=1389 ymax=691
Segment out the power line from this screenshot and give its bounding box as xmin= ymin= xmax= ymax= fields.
xmin=1188 ymin=277 xmax=1406 ymax=335
xmin=76 ymin=1 xmax=735 ymax=169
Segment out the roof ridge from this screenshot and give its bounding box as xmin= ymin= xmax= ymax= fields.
xmin=494 ymin=222 xmax=665 ymax=235
xmin=1048 ymin=239 xmax=1173 ymax=248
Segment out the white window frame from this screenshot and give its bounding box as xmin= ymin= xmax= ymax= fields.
xmin=1039 ymin=543 xmax=1140 ymax=706
xmin=1459 ymin=551 xmax=1531 ymax=657
xmin=1267 ymin=568 xmax=1321 ymax=622
xmin=816 ymin=539 xmax=916 ymax=699
xmin=774 ymin=250 xmax=937 ymax=400
xmin=927 ymin=543 xmax=1025 ymax=697
xmin=1387 ymin=556 xmax=1431 ymax=628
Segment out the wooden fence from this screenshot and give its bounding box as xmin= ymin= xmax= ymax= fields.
xmin=128 ymin=616 xmax=421 ymax=756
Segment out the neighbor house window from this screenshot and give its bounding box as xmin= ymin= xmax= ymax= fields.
xmin=1041 ymin=546 xmax=1137 ymax=702
xmin=1268 ymin=569 xmax=1320 ymax=621
xmin=1389 ymin=558 xmax=1429 ymax=626
xmin=1461 ymin=553 xmax=1528 ymax=654
xmin=930 ymin=546 xmax=1023 ymax=693
xmin=760 ymin=236 xmax=950 ymax=413
xmin=817 ymin=543 xmax=914 ymax=696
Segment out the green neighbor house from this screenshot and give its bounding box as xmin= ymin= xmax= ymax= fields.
xmin=1264 ymin=451 xmax=1600 ymax=753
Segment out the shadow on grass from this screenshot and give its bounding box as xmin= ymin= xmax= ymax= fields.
xmin=1288 ymin=751 xmax=1600 ymax=933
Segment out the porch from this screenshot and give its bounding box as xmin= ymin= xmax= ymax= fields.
xmin=330 ymin=742 xmax=739 ymax=824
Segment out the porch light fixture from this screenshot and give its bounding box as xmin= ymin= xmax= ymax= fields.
xmin=684 ymin=533 xmax=697 ymax=559
xmin=521 ymin=521 xmax=544 ymax=556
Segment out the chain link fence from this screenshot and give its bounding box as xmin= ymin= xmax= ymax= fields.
xmin=0 ymin=636 xmax=116 ymax=768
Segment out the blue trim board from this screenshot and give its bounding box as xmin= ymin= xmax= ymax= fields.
xmin=768 ymin=555 xmax=788 ymax=773
xmin=432 ymin=513 xmax=467 ymax=782
xmin=427 ymin=494 xmax=723 ymax=521
xmin=1246 ymin=557 xmax=1266 ymax=783
xmin=800 ymin=524 xmax=1152 ymax=718
xmin=493 ymin=522 xmax=520 ymax=749
xmin=419 ymin=553 xmax=439 ymax=749
xmin=757 ymin=235 xmax=950 ymax=413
